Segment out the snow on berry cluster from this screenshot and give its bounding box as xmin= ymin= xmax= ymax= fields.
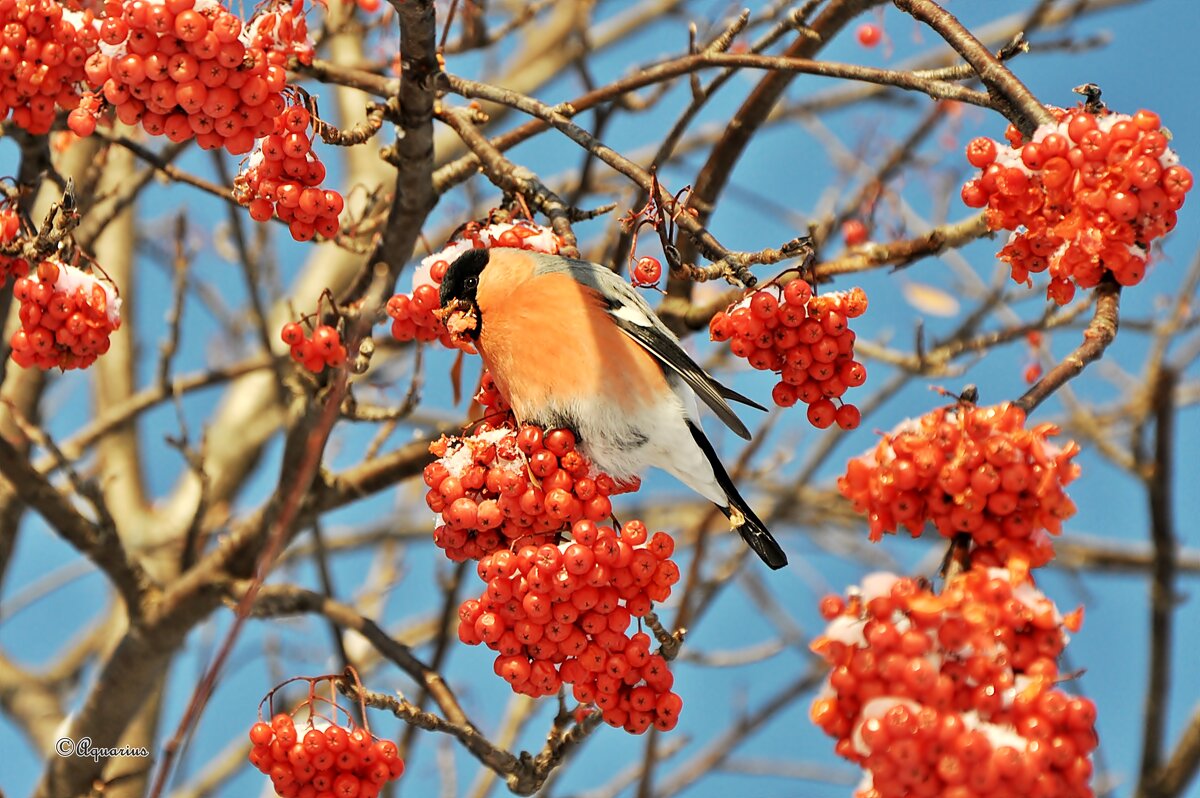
xmin=10 ymin=258 xmax=121 ymax=370
xmin=234 ymin=104 xmax=344 ymax=241
xmin=73 ymin=0 xmax=310 ymax=153
xmin=280 ymin=319 xmax=346 ymax=372
xmin=811 ymin=569 xmax=1095 ymax=798
xmin=709 ymin=281 xmax=868 ymax=429
xmin=386 ymin=220 xmax=566 ymax=349
xmin=961 ymin=106 xmax=1193 ymax=304
xmin=0 ymin=0 xmax=100 ymax=135
xmin=247 ymin=713 xmax=404 ymax=798
xmin=423 ymin=373 xmax=638 ymax=562
xmin=457 ymin=519 xmax=684 ymax=733
xmin=838 ymin=401 xmax=1079 ymax=568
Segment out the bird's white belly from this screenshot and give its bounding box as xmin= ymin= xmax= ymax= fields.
xmin=552 ymin=393 xmax=727 ymax=507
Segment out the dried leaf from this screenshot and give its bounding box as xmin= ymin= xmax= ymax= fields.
xmin=902 ymin=281 xmax=960 ymax=317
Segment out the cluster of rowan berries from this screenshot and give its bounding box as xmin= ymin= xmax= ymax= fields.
xmin=838 ymin=401 xmax=1079 ymax=567
xmin=247 ymin=714 xmax=404 ymax=798
xmin=424 ymin=374 xmax=636 ymax=561
xmin=709 ymin=281 xmax=868 ymax=429
xmin=0 ymin=0 xmax=100 ymax=135
xmin=73 ymin=0 xmax=306 ymax=153
xmin=280 ymin=320 xmax=346 ymax=372
xmin=426 ymin=375 xmax=683 ymax=733
xmin=962 ymin=106 xmax=1192 ymax=304
xmin=234 ymin=104 xmax=344 ymax=241
xmin=387 ymin=221 xmax=566 ymax=349
xmin=9 ymin=258 xmax=121 ymax=370
xmin=457 ymin=519 xmax=683 ymax=732
xmin=811 ymin=569 xmax=1094 ymax=798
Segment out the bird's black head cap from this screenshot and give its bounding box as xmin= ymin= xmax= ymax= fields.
xmin=439 ymin=247 xmax=490 ymax=308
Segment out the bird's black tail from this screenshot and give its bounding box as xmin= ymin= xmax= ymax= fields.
xmin=686 ymin=421 xmax=788 ymax=570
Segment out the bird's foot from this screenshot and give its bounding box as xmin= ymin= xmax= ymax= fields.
xmin=607 ymin=475 xmax=641 ymax=495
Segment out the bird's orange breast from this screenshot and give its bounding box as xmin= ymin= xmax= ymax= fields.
xmin=473 ymin=252 xmax=668 ymax=417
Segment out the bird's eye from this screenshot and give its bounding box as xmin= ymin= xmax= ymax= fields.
xmin=465 ymin=276 xmax=478 ymax=289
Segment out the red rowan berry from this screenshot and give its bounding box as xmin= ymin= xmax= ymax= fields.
xmin=835 ymin=404 xmax=861 ymax=430
xmin=856 ymin=23 xmax=882 ymax=48
xmin=842 ymin=219 xmax=868 ymax=246
xmin=632 ymin=256 xmax=662 ymax=286
xmin=249 ymin=722 xmax=274 ymax=746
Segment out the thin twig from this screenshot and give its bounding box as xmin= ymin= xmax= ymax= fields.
xmin=892 ymin=0 xmax=1056 ymax=134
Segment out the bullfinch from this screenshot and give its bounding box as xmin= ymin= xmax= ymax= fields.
xmin=438 ymin=247 xmax=788 ymax=570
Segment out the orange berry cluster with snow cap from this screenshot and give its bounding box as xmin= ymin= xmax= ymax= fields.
xmin=73 ymin=0 xmax=309 ymax=153
xmin=709 ymin=281 xmax=868 ymax=429
xmin=457 ymin=519 xmax=683 ymax=733
xmin=811 ymin=569 xmax=1094 ymax=798
xmin=0 ymin=0 xmax=100 ymax=135
xmin=387 ymin=220 xmax=567 ymax=350
xmin=838 ymin=401 xmax=1079 ymax=567
xmin=961 ymin=106 xmax=1192 ymax=304
xmin=247 ymin=714 xmax=404 ymax=798
xmin=10 ymin=258 xmax=121 ymax=370
xmin=424 ymin=373 xmax=638 ymax=562
xmin=234 ymin=104 xmax=344 ymax=241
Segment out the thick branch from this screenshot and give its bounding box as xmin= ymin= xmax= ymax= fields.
xmin=893 ymin=0 xmax=1056 ymax=134
xmin=1156 ymin=705 xmax=1200 ymax=798
xmin=1015 ymin=277 xmax=1121 ymax=413
xmin=1137 ymin=367 xmax=1180 ymax=798
xmin=0 ymin=434 xmax=152 ymax=612
xmin=367 ymin=0 xmax=439 ymax=284
xmin=439 ymin=107 xmax=580 ymax=257
xmin=440 ymin=74 xmax=739 ymax=274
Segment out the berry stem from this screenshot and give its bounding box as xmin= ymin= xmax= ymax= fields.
xmin=341 ymin=665 xmax=371 ymax=735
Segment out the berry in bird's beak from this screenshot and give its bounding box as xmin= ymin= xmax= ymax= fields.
xmin=434 ymin=299 xmax=479 ymax=343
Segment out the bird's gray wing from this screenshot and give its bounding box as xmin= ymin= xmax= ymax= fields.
xmin=528 ymin=252 xmax=765 ymax=440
